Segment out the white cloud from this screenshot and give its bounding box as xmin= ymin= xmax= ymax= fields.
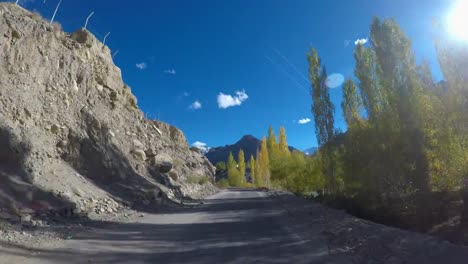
xmin=354 ymin=38 xmax=368 ymax=46
xmin=189 ymin=100 xmax=202 ymax=110
xmin=164 ymin=69 xmax=176 ymax=75
xmin=192 ymin=141 xmax=210 ymax=153
xmin=217 ymin=90 xmax=249 ymax=109
xmin=192 ymin=141 xmax=207 ymax=148
xmin=136 ymin=63 xmax=147 ymax=70
xmin=298 ymin=118 xmax=311 ymax=124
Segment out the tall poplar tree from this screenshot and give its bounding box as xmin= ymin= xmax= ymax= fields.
xmin=370 ymin=17 xmax=430 ymax=193
xmin=257 ymin=136 xmax=271 ymax=188
xmin=238 ymin=149 xmax=246 ymax=186
xmin=278 ymin=126 xmax=291 ymax=158
xmin=342 ymin=79 xmax=363 ymax=126
xmin=227 ymin=152 xmax=240 ymax=187
xmin=249 ymin=155 xmax=256 ymax=186
xmin=267 ymin=126 xmax=279 ymax=160
xmin=308 ymin=47 xmax=336 ymax=192
xmin=354 ymin=43 xmax=384 ymax=122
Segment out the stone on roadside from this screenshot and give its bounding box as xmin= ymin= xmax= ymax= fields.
xmin=20 ymin=214 xmax=32 ymax=223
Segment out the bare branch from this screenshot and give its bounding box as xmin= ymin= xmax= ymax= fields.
xmin=50 ymin=0 xmax=62 ymax=24
xmin=103 ymin=32 xmax=110 ymax=47
xmin=84 ymin=11 xmax=94 ymax=30
xmin=112 ymin=50 xmax=119 ymax=58
xmin=15 ymin=0 xmax=19 ymax=5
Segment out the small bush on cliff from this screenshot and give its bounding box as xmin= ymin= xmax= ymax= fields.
xmin=198 ymin=176 xmax=210 ymax=185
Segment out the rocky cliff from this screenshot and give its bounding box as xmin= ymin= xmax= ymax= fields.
xmin=0 ymin=3 xmax=216 ymax=222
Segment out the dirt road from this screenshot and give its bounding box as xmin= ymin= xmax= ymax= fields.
xmin=2 ymin=189 xmax=468 ymax=263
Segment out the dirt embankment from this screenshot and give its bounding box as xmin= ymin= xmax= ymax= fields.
xmin=0 ymin=2 xmax=218 ymax=227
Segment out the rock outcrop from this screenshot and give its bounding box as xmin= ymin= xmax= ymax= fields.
xmin=0 ymin=3 xmax=217 ymax=221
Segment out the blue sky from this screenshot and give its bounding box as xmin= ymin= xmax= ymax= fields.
xmin=15 ymin=0 xmax=455 ymax=150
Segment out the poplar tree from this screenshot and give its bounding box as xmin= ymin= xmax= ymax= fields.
xmin=434 ymin=28 xmax=468 ymax=221
xmin=249 ymin=155 xmax=256 ymax=186
xmin=370 ymin=17 xmax=430 ymax=193
xmin=257 ymin=136 xmax=271 ymax=188
xmin=278 ymin=126 xmax=291 ymax=158
xmin=308 ymin=47 xmax=336 ymax=192
xmin=354 ymin=43 xmax=384 ymax=122
xmin=267 ymin=126 xmax=279 ymax=159
xmin=342 ymin=79 xmax=363 ymax=126
xmin=227 ymin=152 xmax=240 ymax=187
xmin=238 ymin=149 xmax=246 ymax=186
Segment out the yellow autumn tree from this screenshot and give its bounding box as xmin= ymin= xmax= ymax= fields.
xmin=227 ymin=152 xmax=241 ymax=187
xmin=278 ymin=126 xmax=291 ymax=159
xmin=267 ymin=126 xmax=280 ymax=160
xmin=257 ymin=136 xmax=270 ymax=188
xmin=238 ymin=149 xmax=246 ymax=186
xmin=249 ymin=155 xmax=256 ymax=186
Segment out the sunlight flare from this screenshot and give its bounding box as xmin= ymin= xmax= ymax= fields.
xmin=447 ymin=0 xmax=468 ymax=42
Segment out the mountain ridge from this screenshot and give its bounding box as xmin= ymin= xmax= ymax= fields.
xmin=205 ymin=135 xmax=298 ymax=165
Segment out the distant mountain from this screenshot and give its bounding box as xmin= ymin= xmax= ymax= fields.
xmin=205 ymin=135 xmax=299 ymax=165
xmin=303 ymin=147 xmax=318 ymax=155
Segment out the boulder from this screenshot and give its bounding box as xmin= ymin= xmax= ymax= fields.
xmin=20 ymin=214 xmax=32 ymax=223
xmin=149 ymin=154 xmax=173 ymax=173
xmin=169 ymin=171 xmax=178 ymax=181
xmin=132 ymin=139 xmax=144 ymax=149
xmin=145 ymin=147 xmax=157 ymax=157
xmin=132 ymin=149 xmax=147 ymax=161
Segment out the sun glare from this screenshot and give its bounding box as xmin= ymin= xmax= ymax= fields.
xmin=447 ymin=0 xmax=468 ymax=42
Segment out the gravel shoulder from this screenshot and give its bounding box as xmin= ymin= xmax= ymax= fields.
xmin=271 ymin=191 xmax=468 ymax=263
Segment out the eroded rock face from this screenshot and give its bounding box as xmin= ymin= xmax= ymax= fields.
xmin=0 ymin=3 xmax=217 ymax=219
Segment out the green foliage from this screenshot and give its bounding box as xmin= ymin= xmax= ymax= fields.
xmin=267 ymin=126 xmax=280 ymax=160
xmin=279 ymin=151 xmax=325 ymax=194
xmin=187 ymin=175 xmax=200 ymax=184
xmin=256 ymin=137 xmax=271 ymax=188
xmin=307 ymin=48 xmax=335 ymax=147
xmin=238 ymin=149 xmax=246 ymax=185
xmin=249 ymin=126 xmax=325 ymax=194
xmin=198 ymin=175 xmax=210 ymax=185
xmin=227 ymin=152 xmax=242 ymax=187
xmin=249 ymin=155 xmax=256 ymax=185
xmin=217 ymin=179 xmax=229 ymax=188
xmin=173 ymin=158 xmax=183 ymax=167
xmin=215 ymin=161 xmax=226 ymax=171
xmin=187 ymin=175 xmax=210 ymax=185
xmin=308 ymin=47 xmax=337 ymax=192
xmin=278 ymin=127 xmax=291 ymax=158
xmin=354 ymin=43 xmax=384 ymax=121
xmin=342 ymin=79 xmax=363 ymax=126
xmin=300 ymin=16 xmax=468 ymax=220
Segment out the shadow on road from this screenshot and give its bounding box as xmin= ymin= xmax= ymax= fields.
xmin=0 ymin=191 xmax=333 ymax=264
